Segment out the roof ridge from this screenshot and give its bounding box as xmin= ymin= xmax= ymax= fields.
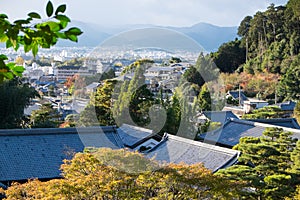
xmin=120 ymin=123 xmax=153 ymax=133
xmin=111 ymin=126 xmax=125 ymax=148
xmin=168 ymin=134 xmax=239 ymax=155
xmin=0 ymin=126 xmax=116 ymax=136
xmin=230 ymin=118 xmax=300 ymax=133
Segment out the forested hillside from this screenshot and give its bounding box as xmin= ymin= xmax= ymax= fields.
xmin=212 ymin=0 xmax=300 ymax=101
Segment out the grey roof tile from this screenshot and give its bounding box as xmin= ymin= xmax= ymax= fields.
xmin=228 ymin=91 xmax=248 ymax=101
xmin=0 ymin=127 xmax=121 ymax=182
xmin=202 ymin=111 xmax=238 ymax=124
xmin=117 ymin=124 xmax=153 ymax=147
xmin=146 ymin=134 xmax=239 ymax=172
xmin=277 ymin=101 xmax=296 ymax=111
xmin=248 ymin=118 xmax=300 ymax=129
xmin=199 ymin=118 xmax=300 ymax=147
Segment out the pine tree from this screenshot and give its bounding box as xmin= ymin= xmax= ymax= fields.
xmin=30 ymin=103 xmax=61 ymax=128
xmin=217 ymin=127 xmax=297 ymax=199
xmin=79 ymin=80 xmax=117 ymax=126
xmin=198 ymin=84 xmax=211 ymax=111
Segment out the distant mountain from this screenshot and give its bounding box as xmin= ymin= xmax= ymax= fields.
xmin=171 ymin=23 xmax=238 ymax=52
xmin=57 ymin=21 xmax=238 ymax=52
xmin=56 ymin=21 xmax=110 ymax=47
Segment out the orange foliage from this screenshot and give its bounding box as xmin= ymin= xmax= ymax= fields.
xmin=1 ymin=148 xmax=242 ymax=199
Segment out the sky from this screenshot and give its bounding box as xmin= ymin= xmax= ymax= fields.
xmin=1 ymin=0 xmax=289 ymax=27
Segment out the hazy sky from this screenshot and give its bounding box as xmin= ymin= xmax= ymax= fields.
xmin=1 ymin=0 xmax=288 ymax=27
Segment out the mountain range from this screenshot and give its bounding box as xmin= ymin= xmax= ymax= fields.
xmin=58 ymin=21 xmax=238 ymax=52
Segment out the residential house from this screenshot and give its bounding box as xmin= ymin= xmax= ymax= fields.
xmin=85 ymin=82 xmax=101 ymax=93
xmin=243 ymin=98 xmax=269 ymax=113
xmin=226 ymin=91 xmax=248 ymax=106
xmin=277 ymin=101 xmax=297 ymax=117
xmin=202 ymin=111 xmax=238 ymax=124
xmin=198 ymin=118 xmax=300 ymax=148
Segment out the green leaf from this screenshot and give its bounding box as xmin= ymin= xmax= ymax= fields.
xmin=55 ymin=15 xmax=70 ymax=23
xmin=24 ymin=36 xmax=32 ymax=45
xmin=32 ymin=43 xmax=38 ymax=57
xmin=67 ymin=27 xmax=83 ymax=36
xmin=0 ymin=59 xmax=6 ymax=69
xmin=59 ymin=20 xmax=68 ymax=29
xmin=3 ymin=72 xmax=14 ymax=79
xmin=55 ymin=4 xmax=66 ymax=15
xmin=45 ymin=21 xmax=61 ymax=32
xmin=28 ymin=12 xmax=41 ymax=19
xmin=0 ymin=34 xmax=8 ymax=43
xmin=46 ymin=1 xmax=54 ymax=17
xmin=0 ymin=55 xmax=8 ymax=61
xmin=5 ymin=40 xmax=12 ymax=48
xmin=0 ymin=14 xmax=8 ymax=19
xmin=24 ymin=44 xmax=32 ymax=53
xmin=14 ymin=19 xmax=29 ymax=25
xmin=66 ymin=34 xmax=78 ymax=42
xmin=6 ymin=63 xmax=15 ymax=70
xmin=12 ymin=66 xmax=25 ymax=76
xmin=55 ymin=32 xmax=67 ymax=39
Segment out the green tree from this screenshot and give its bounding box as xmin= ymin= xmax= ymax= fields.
xmin=162 ymin=91 xmax=181 ymax=135
xmin=217 ymin=128 xmax=297 ymax=199
xmin=129 ymin=84 xmax=154 ymax=126
xmin=290 ymin=140 xmax=300 ymax=175
xmin=212 ymin=39 xmax=246 ymax=73
xmin=169 ymin=57 xmax=182 ymax=64
xmin=79 ymin=80 xmax=117 ymax=126
xmin=278 ymin=55 xmax=300 ymax=100
xmin=30 ymin=103 xmax=61 ymax=128
xmin=198 ymin=83 xmax=212 ymax=111
xmin=242 ymin=106 xmax=285 ymax=119
xmin=294 ymin=101 xmax=300 ymax=125
xmin=113 ymin=61 xmax=154 ymax=127
xmin=238 ymin=16 xmax=253 ymax=38
xmin=0 ymin=79 xmax=38 ymax=128
xmin=182 ymin=65 xmax=204 ymax=88
xmin=0 ymin=1 xmax=82 ymax=82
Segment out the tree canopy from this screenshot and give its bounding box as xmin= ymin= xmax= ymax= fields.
xmin=217 ymin=128 xmax=299 ymax=199
xmin=0 ymin=148 xmax=241 ymax=199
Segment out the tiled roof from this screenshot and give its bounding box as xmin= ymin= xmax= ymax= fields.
xmin=146 ymin=134 xmax=239 ymax=172
xmin=85 ymin=82 xmax=100 ymax=90
xmin=228 ymin=91 xmax=248 ymax=101
xmin=117 ymin=124 xmax=153 ymax=147
xmin=0 ymin=126 xmax=122 ymax=182
xmin=202 ymin=111 xmax=238 ymax=124
xmin=248 ymin=118 xmax=300 ymax=129
xmin=277 ymin=101 xmax=296 ymax=111
xmin=0 ymin=124 xmax=239 ymax=183
xmin=199 ymin=118 xmax=300 ymax=147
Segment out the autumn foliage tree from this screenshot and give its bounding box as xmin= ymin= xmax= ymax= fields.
xmin=1 ymin=148 xmax=242 ymax=199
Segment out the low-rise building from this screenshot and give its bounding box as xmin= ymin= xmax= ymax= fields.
xmin=243 ymin=98 xmax=269 ymax=113
xmin=199 ymin=118 xmax=300 ymax=148
xmin=55 ymin=66 xmax=96 ymax=81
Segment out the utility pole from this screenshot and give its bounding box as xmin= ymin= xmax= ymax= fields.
xmin=246 ymin=37 xmax=248 ymax=63
xmin=239 ymin=84 xmax=241 ymax=107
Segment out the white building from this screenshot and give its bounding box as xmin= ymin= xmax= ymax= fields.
xmin=243 ymin=98 xmax=269 ymax=113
